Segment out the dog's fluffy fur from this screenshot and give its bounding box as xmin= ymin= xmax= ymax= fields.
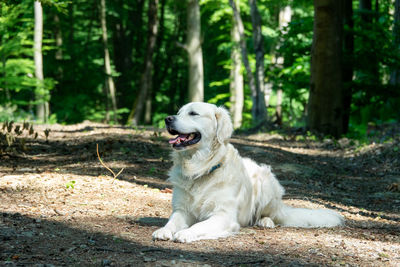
xmin=152 ymin=102 xmax=344 ymax=243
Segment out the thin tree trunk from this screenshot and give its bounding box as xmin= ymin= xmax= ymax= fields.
xmin=100 ymin=0 xmax=117 ymax=123
xmin=145 ymin=0 xmax=167 ymax=124
xmin=54 ymin=13 xmax=63 ymax=80
xmin=34 ymin=0 xmax=49 ymax=122
xmin=229 ymin=3 xmax=244 ymax=129
xmin=273 ymin=5 xmax=292 ymax=125
xmin=307 ymin=0 xmax=344 ymax=137
xmin=111 ymin=0 xmax=127 ymax=97
xmin=248 ymin=0 xmax=266 ymax=122
xmin=229 ymin=0 xmax=264 ymax=124
xmin=127 ymin=0 xmax=159 ymax=125
xmin=275 ymin=88 xmax=282 ymax=125
xmin=390 ymin=0 xmax=400 ymax=85
xmin=187 ymin=0 xmax=204 ymax=102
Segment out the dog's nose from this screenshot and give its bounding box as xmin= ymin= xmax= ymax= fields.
xmin=165 ymin=116 xmax=175 ymax=125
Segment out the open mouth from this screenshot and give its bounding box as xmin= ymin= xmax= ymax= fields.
xmin=167 ymin=128 xmax=201 ymax=149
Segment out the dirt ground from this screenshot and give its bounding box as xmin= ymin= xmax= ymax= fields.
xmin=0 ymin=122 xmax=399 ymax=266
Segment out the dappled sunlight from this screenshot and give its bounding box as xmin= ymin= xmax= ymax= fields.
xmin=0 ymin=172 xmax=172 ymax=220
xmin=1 ymin=167 xmax=399 ymax=266
xmin=1 ymin=124 xmax=399 ymax=266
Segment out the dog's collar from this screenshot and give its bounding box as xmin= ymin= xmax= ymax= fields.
xmin=208 ymin=163 xmax=222 ymax=174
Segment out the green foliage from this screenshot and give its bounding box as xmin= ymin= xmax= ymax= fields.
xmin=0 ymin=2 xmax=35 ymax=107
xmin=152 ymin=112 xmax=168 ymax=129
xmin=0 ymin=104 xmax=33 ymax=122
xmin=345 ymin=1 xmax=400 ymax=136
xmin=0 ymin=1 xmax=55 ymax=122
xmin=0 ymin=0 xmax=398 ymax=141
xmin=86 ymin=108 xmax=130 ymax=124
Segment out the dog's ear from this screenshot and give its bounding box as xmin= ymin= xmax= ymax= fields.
xmin=215 ymin=106 xmax=233 ymax=144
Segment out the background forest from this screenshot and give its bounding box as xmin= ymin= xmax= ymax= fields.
xmin=1 ymin=0 xmax=399 ymax=139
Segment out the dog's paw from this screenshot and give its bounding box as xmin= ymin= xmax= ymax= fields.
xmin=256 ymin=217 xmax=275 ymax=228
xmin=152 ymin=227 xmax=174 ymax=241
xmin=173 ymin=229 xmax=198 ymax=243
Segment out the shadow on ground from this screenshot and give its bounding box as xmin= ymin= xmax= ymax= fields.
xmin=0 ymin=211 xmax=319 ymax=266
xmin=1 ymin=125 xmax=399 ymax=219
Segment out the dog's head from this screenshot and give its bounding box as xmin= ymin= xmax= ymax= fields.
xmin=165 ymin=102 xmax=233 ymax=151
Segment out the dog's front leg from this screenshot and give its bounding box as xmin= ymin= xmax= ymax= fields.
xmin=174 ymin=214 xmax=239 ymax=243
xmin=152 ymin=210 xmax=194 ymax=241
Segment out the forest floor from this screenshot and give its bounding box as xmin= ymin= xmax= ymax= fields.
xmin=0 ymin=121 xmax=399 ymax=267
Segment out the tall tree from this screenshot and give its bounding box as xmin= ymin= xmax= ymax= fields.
xmin=229 ymin=1 xmax=244 ymax=129
xmin=274 ymin=5 xmax=292 ymax=125
xmin=34 ymin=0 xmax=49 ymax=122
xmin=187 ymin=0 xmax=204 ymax=102
xmin=307 ymin=0 xmax=344 ymax=137
xmin=229 ymin=0 xmax=265 ymax=124
xmin=145 ymin=0 xmax=167 ymax=124
xmin=100 ymin=0 xmax=117 ymax=123
xmin=342 ymin=0 xmax=354 ymax=133
xmin=127 ymin=0 xmax=159 ymax=125
xmin=53 ymin=13 xmax=63 ymax=80
xmin=248 ymin=0 xmax=267 ymax=122
xmin=390 ymin=0 xmax=400 ymax=85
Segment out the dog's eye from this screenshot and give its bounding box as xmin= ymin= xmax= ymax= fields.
xmin=189 ymin=111 xmax=199 ymax=116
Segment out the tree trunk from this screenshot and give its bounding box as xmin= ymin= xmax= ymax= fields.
xmin=307 ymin=0 xmax=344 ymax=138
xmin=390 ymin=0 xmax=400 ymax=85
xmin=229 ymin=2 xmax=244 ymax=129
xmin=229 ymin=0 xmax=265 ymax=124
xmin=127 ymin=0 xmax=159 ymax=125
xmin=342 ymin=0 xmax=354 ymax=133
xmin=100 ymin=0 xmax=117 ymax=123
xmin=187 ymin=0 xmax=204 ymax=102
xmin=248 ymin=0 xmax=267 ymax=122
xmin=54 ymin=13 xmax=63 ymax=80
xmin=144 ymin=0 xmax=167 ymax=124
xmin=34 ymin=0 xmax=49 ymax=122
xmin=272 ymin=5 xmax=292 ymax=125
xmin=275 ymin=88 xmax=283 ymax=125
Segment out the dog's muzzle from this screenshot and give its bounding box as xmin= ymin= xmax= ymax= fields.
xmin=164 ymin=115 xmax=201 ymax=149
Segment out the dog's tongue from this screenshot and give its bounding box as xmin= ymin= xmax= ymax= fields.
xmin=169 ymin=134 xmax=189 ymax=144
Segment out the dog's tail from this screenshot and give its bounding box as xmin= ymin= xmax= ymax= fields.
xmin=249 ymin=161 xmax=344 ymax=228
xmin=273 ymin=203 xmax=344 ymax=228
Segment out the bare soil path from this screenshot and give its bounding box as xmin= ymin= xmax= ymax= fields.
xmin=0 ymin=122 xmax=399 ymax=266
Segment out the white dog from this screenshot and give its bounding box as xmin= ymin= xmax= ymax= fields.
xmin=152 ymin=102 xmax=343 ymax=243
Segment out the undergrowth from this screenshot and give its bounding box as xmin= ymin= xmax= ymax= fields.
xmin=0 ymin=121 xmax=50 ymax=154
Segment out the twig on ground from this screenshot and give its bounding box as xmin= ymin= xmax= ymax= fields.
xmin=53 ymin=208 xmax=65 ymax=216
xmin=96 ymin=143 xmax=124 ymax=183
